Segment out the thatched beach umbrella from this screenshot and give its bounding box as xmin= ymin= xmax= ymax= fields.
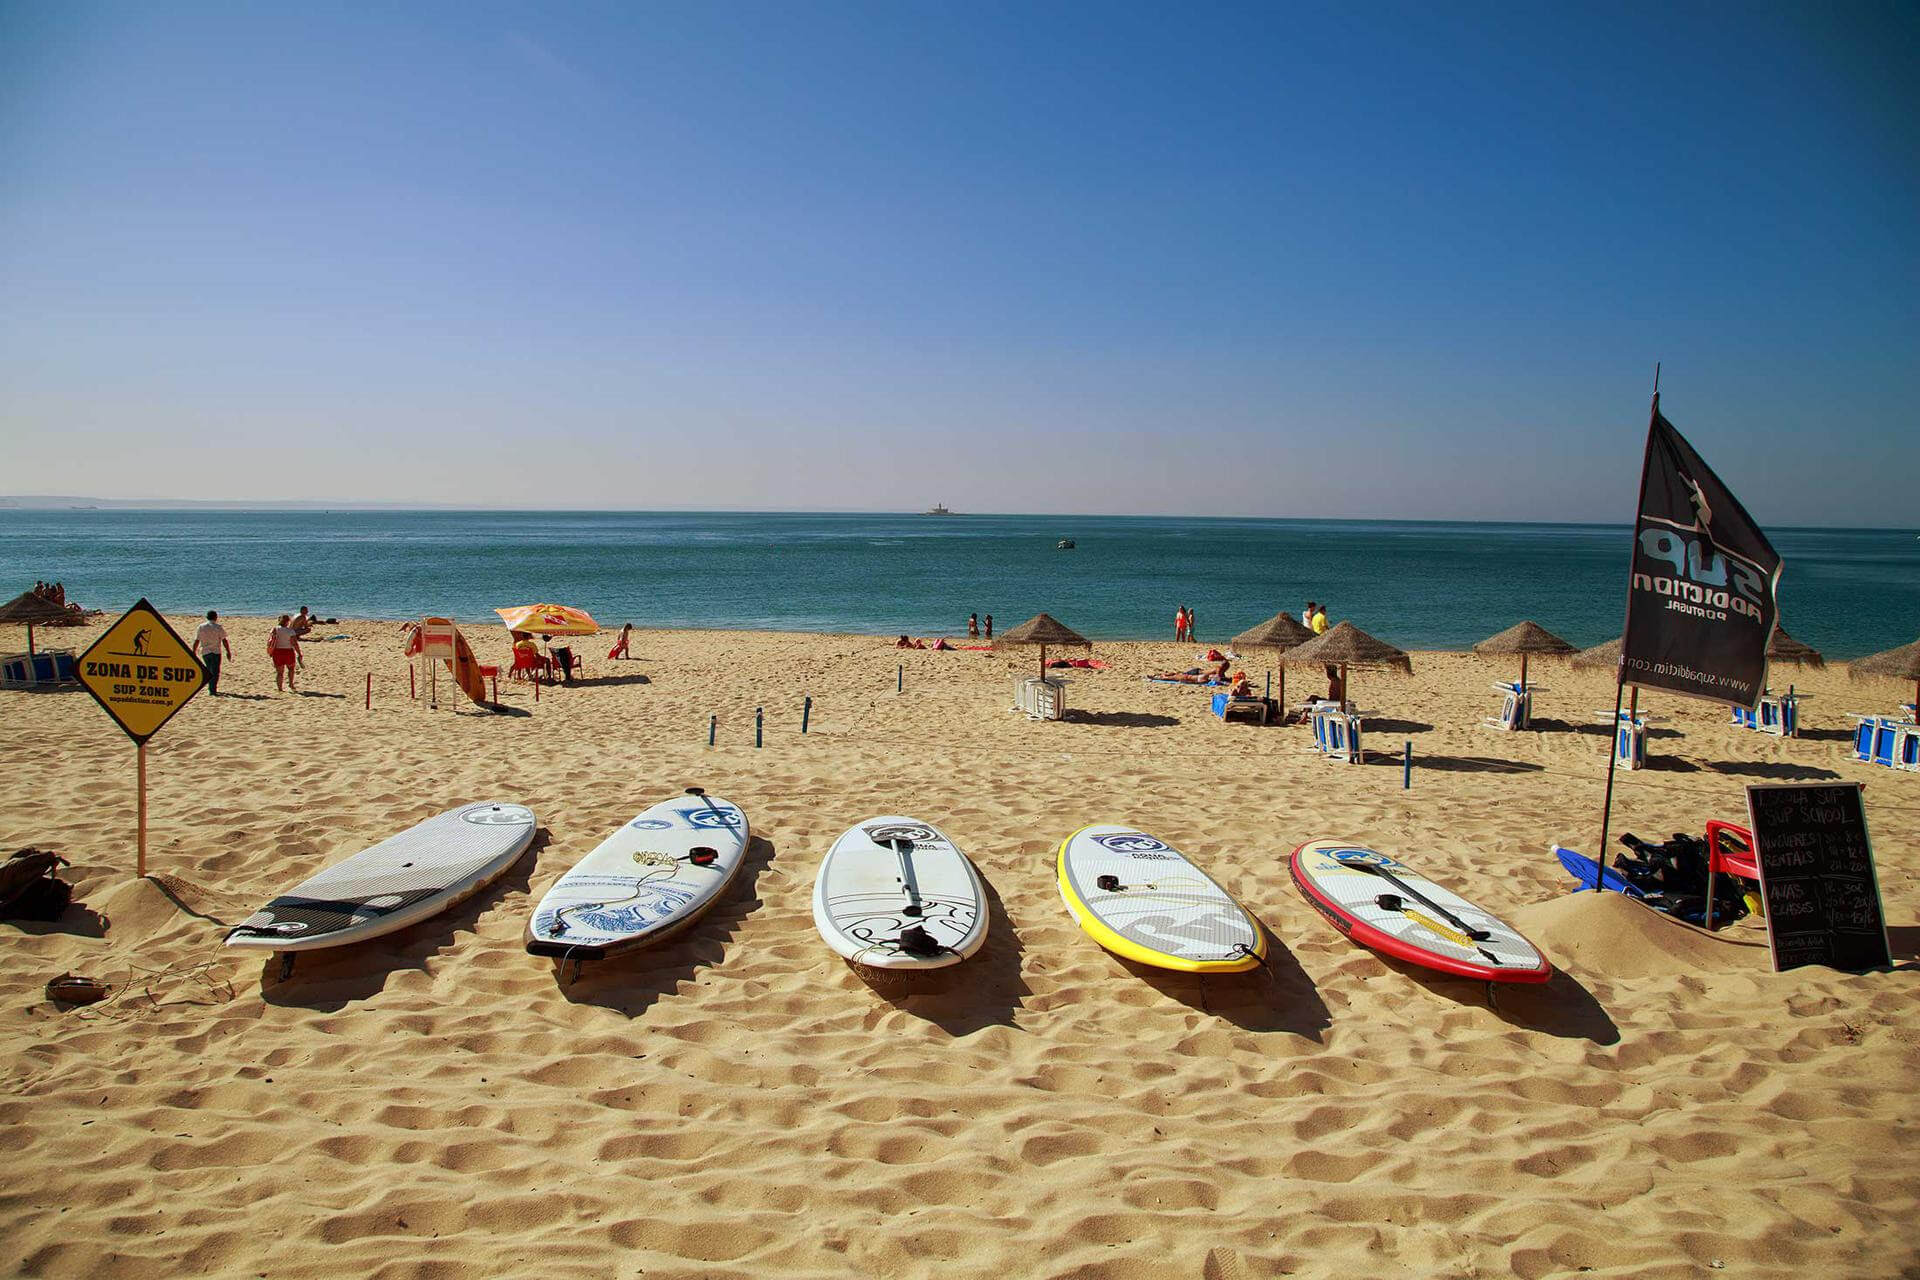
xmin=996 ymin=613 xmax=1091 ymax=679
xmin=1473 ymin=620 xmax=1575 ymax=688
xmin=1231 ymin=611 xmax=1315 ymax=708
xmin=1766 ymin=626 xmax=1824 ymax=669
xmin=0 ymin=590 xmax=72 ymax=657
xmin=1283 ymin=620 xmax=1411 ymax=705
xmin=1849 ymin=638 xmax=1920 ymax=717
xmin=1571 ymin=636 xmax=1622 ymax=671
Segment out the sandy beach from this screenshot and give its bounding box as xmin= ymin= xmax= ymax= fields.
xmin=2 ymin=613 xmax=1915 ymax=1279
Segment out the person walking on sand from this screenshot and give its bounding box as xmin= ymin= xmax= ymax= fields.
xmin=268 ymin=614 xmax=303 ymax=691
xmin=608 ymin=622 xmax=633 ymax=660
xmin=984 ymin=614 xmax=993 ymax=640
xmin=1174 ymin=605 xmax=1186 ymax=642
xmin=1185 ymin=605 xmax=1197 ymax=643
xmin=193 ymin=610 xmax=232 ymax=695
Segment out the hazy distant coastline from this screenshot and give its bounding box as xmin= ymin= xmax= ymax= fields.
xmin=0 ymin=495 xmax=458 ymax=512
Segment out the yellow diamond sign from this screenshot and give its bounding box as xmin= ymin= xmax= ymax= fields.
xmin=76 ymin=599 xmax=206 ymax=744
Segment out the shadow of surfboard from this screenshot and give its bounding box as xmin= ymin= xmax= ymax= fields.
xmin=845 ymin=872 xmax=1029 ymax=1036
xmin=1118 ymin=922 xmax=1332 ymax=1042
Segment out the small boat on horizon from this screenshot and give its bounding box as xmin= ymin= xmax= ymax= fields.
xmin=923 ymin=503 xmax=954 ymax=515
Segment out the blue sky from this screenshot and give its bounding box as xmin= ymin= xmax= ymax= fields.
xmin=2 ymin=1 xmax=1914 ymax=521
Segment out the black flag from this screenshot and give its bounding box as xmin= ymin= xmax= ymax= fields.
xmin=1620 ymin=397 xmax=1782 ymax=708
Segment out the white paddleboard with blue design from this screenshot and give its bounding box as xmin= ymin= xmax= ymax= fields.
xmin=525 ymin=789 xmax=749 ymax=960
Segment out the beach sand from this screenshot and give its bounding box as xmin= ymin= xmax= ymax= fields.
xmin=2 ymin=615 xmax=1916 ymax=1278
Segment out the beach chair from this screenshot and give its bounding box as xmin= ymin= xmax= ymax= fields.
xmin=1484 ymin=681 xmax=1531 ymax=731
xmin=1211 ymin=692 xmax=1268 ymax=725
xmin=509 ymin=649 xmax=550 ymax=682
xmin=1897 ymin=723 xmax=1920 ymax=772
xmin=1596 ymin=710 xmax=1648 ymax=771
xmin=1851 ymin=716 xmax=1877 ymax=763
xmin=1310 ymin=707 xmax=1332 ymax=753
xmin=1871 ymin=718 xmax=1899 ymax=768
xmin=1774 ymin=692 xmax=1801 ymax=738
xmin=1731 ymin=703 xmax=1758 ymax=730
xmin=0 ymin=650 xmax=77 ymax=688
xmin=1703 ymin=820 xmax=1759 ymax=931
xmin=1313 ymin=706 xmax=1362 ymax=763
xmin=1013 ymin=676 xmax=1066 ymax=721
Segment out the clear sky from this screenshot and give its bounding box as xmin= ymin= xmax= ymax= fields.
xmin=2 ymin=2 xmax=1914 ymax=521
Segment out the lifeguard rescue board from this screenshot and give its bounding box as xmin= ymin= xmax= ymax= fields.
xmin=1056 ymin=824 xmax=1265 ymax=973
xmin=525 ymin=790 xmax=749 ymax=960
xmin=1290 ymin=839 xmax=1550 ymax=983
xmin=226 ymin=802 xmax=537 ymax=953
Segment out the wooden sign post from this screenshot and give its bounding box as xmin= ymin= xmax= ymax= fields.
xmin=1745 ymin=782 xmax=1891 ymax=973
xmin=73 ymin=599 xmax=206 ymax=878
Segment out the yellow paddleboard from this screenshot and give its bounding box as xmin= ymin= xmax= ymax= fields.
xmin=1057 ymin=824 xmax=1265 ymax=973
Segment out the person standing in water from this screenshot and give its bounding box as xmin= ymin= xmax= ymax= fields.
xmin=1174 ymin=605 xmax=1186 ymax=642
xmin=968 ymin=613 xmax=979 ymax=639
xmin=984 ymin=614 xmax=993 ymax=640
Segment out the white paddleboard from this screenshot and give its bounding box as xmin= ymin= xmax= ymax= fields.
xmin=525 ymin=789 xmax=750 ymax=959
xmin=1057 ymin=824 xmax=1265 ymax=972
xmin=813 ymin=817 xmax=988 ymax=969
xmin=226 ymin=802 xmax=537 ymax=953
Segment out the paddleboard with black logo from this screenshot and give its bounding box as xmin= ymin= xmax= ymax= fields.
xmin=525 ymin=791 xmax=750 ymax=959
xmin=1290 ymin=838 xmax=1550 ymax=983
xmin=1057 ymin=824 xmax=1265 ymax=972
xmin=813 ymin=817 xmax=987 ymax=969
xmin=226 ymin=802 xmax=537 ymax=953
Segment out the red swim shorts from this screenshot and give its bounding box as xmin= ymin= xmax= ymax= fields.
xmin=270 ymin=648 xmax=296 ymax=668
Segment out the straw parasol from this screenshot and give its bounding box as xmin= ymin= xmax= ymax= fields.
xmin=1232 ymin=611 xmax=1315 ymax=709
xmin=995 ymin=613 xmax=1091 ymax=678
xmin=1473 ymin=620 xmax=1575 ymax=689
xmin=1849 ymin=637 xmax=1920 ymax=716
xmin=1282 ymin=620 xmax=1411 ymax=705
xmin=1571 ymin=636 xmax=1622 ymax=671
xmin=0 ymin=590 xmax=73 ymax=657
xmin=1766 ymin=626 xmax=1824 ymax=669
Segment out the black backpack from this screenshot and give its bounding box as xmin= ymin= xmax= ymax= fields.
xmin=1 ymin=848 xmax=74 ymax=922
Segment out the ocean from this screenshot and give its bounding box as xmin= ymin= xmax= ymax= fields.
xmin=0 ymin=510 xmax=1912 ymax=658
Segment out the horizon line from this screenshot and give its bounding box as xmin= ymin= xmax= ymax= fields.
xmin=0 ymin=497 xmax=1914 ymax=534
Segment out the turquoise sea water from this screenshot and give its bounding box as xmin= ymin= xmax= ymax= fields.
xmin=0 ymin=511 xmax=1913 ymax=658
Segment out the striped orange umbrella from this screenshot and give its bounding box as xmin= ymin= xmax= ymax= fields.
xmin=494 ymin=603 xmax=599 ymax=636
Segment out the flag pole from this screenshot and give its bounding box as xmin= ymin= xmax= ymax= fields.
xmin=1595 ymin=367 xmax=1662 ymax=891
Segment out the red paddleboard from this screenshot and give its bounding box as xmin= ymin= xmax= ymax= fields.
xmin=1290 ymin=839 xmax=1550 ymax=983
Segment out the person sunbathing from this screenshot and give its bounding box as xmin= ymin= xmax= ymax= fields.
xmin=894 ymin=635 xmax=926 ymax=649
xmin=1153 ymin=659 xmax=1231 ymax=684
xmin=1228 ymin=671 xmax=1255 ymax=698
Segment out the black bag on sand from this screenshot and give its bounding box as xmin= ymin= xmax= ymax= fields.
xmin=1 ymin=848 xmax=74 ymax=922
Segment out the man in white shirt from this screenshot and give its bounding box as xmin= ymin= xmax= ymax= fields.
xmin=194 ymin=610 xmax=232 ymax=695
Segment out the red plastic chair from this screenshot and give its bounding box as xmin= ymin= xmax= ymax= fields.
xmin=1704 ymin=820 xmax=1757 ymax=930
xmin=508 ymin=649 xmax=550 ymax=681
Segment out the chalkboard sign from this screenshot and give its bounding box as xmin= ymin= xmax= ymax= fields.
xmin=1744 ymin=782 xmax=1890 ymax=973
